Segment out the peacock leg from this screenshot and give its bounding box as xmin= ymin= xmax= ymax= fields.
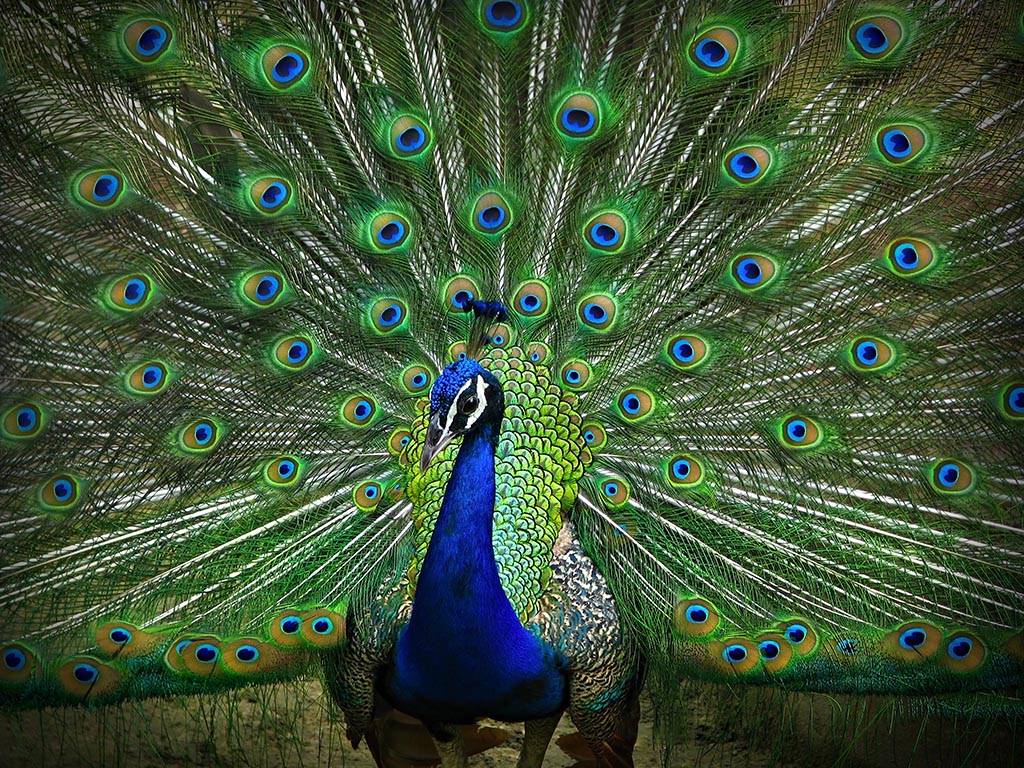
xmin=517 ymin=713 xmax=562 ymax=768
xmin=430 ymin=726 xmax=468 ymax=768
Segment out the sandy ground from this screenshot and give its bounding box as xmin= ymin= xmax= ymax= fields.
xmin=1 ymin=680 xmax=1019 ymax=767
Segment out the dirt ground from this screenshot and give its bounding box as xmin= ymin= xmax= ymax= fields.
xmin=1 ymin=680 xmax=1020 ymax=768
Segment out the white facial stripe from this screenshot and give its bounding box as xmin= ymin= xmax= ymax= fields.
xmin=462 ymin=376 xmax=488 ymax=430
xmin=445 ymin=378 xmax=474 ymax=430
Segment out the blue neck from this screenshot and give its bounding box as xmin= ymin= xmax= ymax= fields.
xmin=389 ymin=419 xmax=565 ymax=722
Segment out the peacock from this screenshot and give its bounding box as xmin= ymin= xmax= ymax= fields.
xmin=1 ymin=0 xmax=1022 ymax=766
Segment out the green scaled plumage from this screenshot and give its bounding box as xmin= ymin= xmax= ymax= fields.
xmin=1 ymin=0 xmax=1022 ymax=766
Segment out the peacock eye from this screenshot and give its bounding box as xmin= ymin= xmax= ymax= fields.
xmin=461 ymin=394 xmax=479 ymax=413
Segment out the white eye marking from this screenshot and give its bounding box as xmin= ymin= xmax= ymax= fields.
xmin=462 ymin=376 xmax=488 ymax=430
xmin=445 ymin=378 xmax=474 ymax=430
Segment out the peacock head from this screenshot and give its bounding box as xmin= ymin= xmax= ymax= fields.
xmin=420 ymin=358 xmax=503 ymax=471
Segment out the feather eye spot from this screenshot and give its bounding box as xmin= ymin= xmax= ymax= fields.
xmin=265 ymin=456 xmax=301 ymax=486
xmin=513 ymin=280 xmax=550 ymax=318
xmin=179 ymin=419 xmax=221 ymax=453
xmin=577 ymin=294 xmax=616 ymax=331
xmin=370 ymin=298 xmax=408 ymax=333
xmin=673 ymin=598 xmax=720 ymax=636
xmin=76 ymin=170 xmax=125 ymax=208
xmin=3 ymin=648 xmax=26 ymax=672
xmin=930 ymin=459 xmax=975 ymax=494
xmin=444 ymin=276 xmax=481 ymax=312
xmin=124 ymin=20 xmax=173 ymax=63
xmin=235 ymin=645 xmax=259 ymax=663
xmin=668 ymin=454 xmax=704 ymax=487
xmin=370 ymin=212 xmax=411 ymax=250
xmin=3 ymin=403 xmax=44 ymax=440
xmin=194 ymin=643 xmax=219 ymax=664
xmin=580 ymin=422 xmax=607 ymax=450
xmin=313 ymin=617 xmax=334 ymax=635
xmin=472 ymin=192 xmax=512 ymax=235
xmin=390 ymin=115 xmax=432 ymax=158
xmin=73 ymin=663 xmax=99 ymax=683
xmin=850 ymin=16 xmax=903 ymax=60
xmin=779 ymin=415 xmax=822 ymax=449
xmin=354 ymin=481 xmax=383 ymax=511
xmin=526 ymin=342 xmax=550 ymax=362
xmin=250 ymin=178 xmax=292 ymax=214
xmin=725 ymin=146 xmax=771 ymax=183
xmin=241 ymin=271 xmax=285 ymax=307
xmin=876 ymin=124 xmax=926 ymax=164
xmin=885 ymin=238 xmax=936 ymax=277
xmin=729 ymin=254 xmax=777 ymax=291
xmin=262 ymin=45 xmax=309 ymax=88
xmin=560 ymin=360 xmax=592 ymax=390
xmin=342 ymin=395 xmax=378 ymax=428
xmin=1001 ymin=383 xmax=1024 ymax=420
xmin=899 ymin=628 xmax=927 ymax=650
xmin=487 ymin=322 xmax=512 ymax=348
xmin=108 ymin=627 xmax=133 ymax=646
xmin=556 ymin=93 xmax=601 ymax=140
xmin=785 ymin=624 xmax=806 ymax=644
xmin=126 ymin=361 xmax=170 ymax=395
xmin=689 ymin=27 xmax=739 ymax=74
xmin=482 ymin=1 xmax=526 ymax=32
xmin=667 ymin=334 xmax=708 ymax=370
xmin=280 ymin=617 xmax=301 ymax=634
xmin=849 ymin=336 xmax=894 ymax=372
xmin=600 ymin=478 xmax=630 ymax=506
xmin=274 ymin=336 xmax=315 ymax=370
xmin=583 ymin=211 xmax=628 ymax=253
xmin=723 ymin=644 xmax=748 ymax=664
xmin=941 ymin=633 xmax=986 ymax=671
xmin=758 ymin=640 xmax=781 ymax=660
xmin=108 ymin=274 xmax=154 ymax=310
xmin=388 ymin=429 xmax=413 ymax=455
xmin=402 ymin=366 xmax=432 ymax=394
xmin=40 ymin=474 xmax=81 ymax=510
xmin=617 ymin=388 xmax=654 ymax=421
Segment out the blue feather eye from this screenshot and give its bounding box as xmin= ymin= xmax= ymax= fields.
xmin=580 ymin=422 xmax=607 ymax=450
xmin=250 ymin=178 xmax=293 ymax=214
xmin=941 ymin=633 xmax=986 ymax=672
xmin=280 ymin=617 xmax=301 ymax=634
xmin=487 ymin=323 xmax=512 ymax=348
xmin=673 ymin=598 xmax=719 ymax=636
xmin=729 ymin=254 xmax=777 ymax=292
xmin=370 ymin=298 xmax=408 ymax=333
xmin=3 ymin=403 xmax=45 ymax=440
xmin=724 ymin=146 xmax=772 ymax=184
xmin=778 ymin=415 xmax=823 ymax=449
xmin=600 ymin=478 xmax=630 ymax=506
xmin=666 ymin=334 xmax=709 ymax=370
xmin=194 ymin=643 xmax=219 ymax=664
xmin=850 ymin=16 xmax=903 ymax=60
xmin=354 ymin=480 xmax=383 ymax=510
xmin=3 ymin=647 xmax=27 ymax=672
xmin=388 ymin=428 xmax=413 ymax=456
xmin=758 ymin=640 xmax=781 ymax=660
xmin=265 ymin=456 xmax=302 ymax=487
xmin=179 ymin=419 xmax=222 ymax=453
xmin=390 ymin=115 xmax=432 ymax=158
xmin=667 ymin=454 xmax=704 ymax=488
xmin=578 ymin=294 xmax=617 ymax=331
xmin=402 ymin=366 xmax=433 ymax=394
xmin=560 ymin=359 xmax=592 ymax=390
xmin=616 ymin=388 xmax=654 ymax=422
xmin=512 ymin=280 xmax=550 ymax=318
xmin=1000 ymin=382 xmax=1024 ymax=420
xmin=123 ymin=20 xmax=173 ymax=63
xmin=689 ymin=27 xmax=739 ymax=74
xmin=876 ymin=124 xmax=927 ymax=164
xmin=444 ymin=276 xmax=481 ymax=312
xmin=847 ymin=336 xmax=895 ymax=372
xmin=39 ymin=474 xmax=82 ymax=510
xmin=555 ymin=92 xmax=601 ymax=140
xmin=262 ymin=45 xmax=309 ymax=89
xmin=342 ymin=395 xmax=378 ymax=427
xmin=471 ymin=191 xmax=513 ymax=236
xmin=76 ymin=170 xmax=125 ymax=208
xmin=369 ymin=211 xmax=412 ymax=250
xmin=929 ymin=458 xmax=975 ymax=495
xmin=481 ymin=1 xmax=527 ymax=32
xmin=234 ymin=644 xmax=259 ymax=664
xmin=126 ymin=361 xmax=171 ymax=395
xmin=241 ymin=270 xmax=286 ymax=307
xmin=526 ymin=342 xmax=550 ymax=363
xmin=884 ymin=621 xmax=941 ymax=661
xmin=273 ymin=335 xmax=315 ymax=371
xmin=107 ymin=273 xmax=155 ymax=311
xmin=583 ymin=211 xmax=628 ymax=253
xmin=885 ymin=238 xmax=936 ymax=277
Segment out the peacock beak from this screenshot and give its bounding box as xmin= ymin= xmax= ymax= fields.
xmin=420 ymin=415 xmax=455 ymax=472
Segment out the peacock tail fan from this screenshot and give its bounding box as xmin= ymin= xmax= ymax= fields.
xmin=0 ymin=0 xmax=1022 ymax=766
